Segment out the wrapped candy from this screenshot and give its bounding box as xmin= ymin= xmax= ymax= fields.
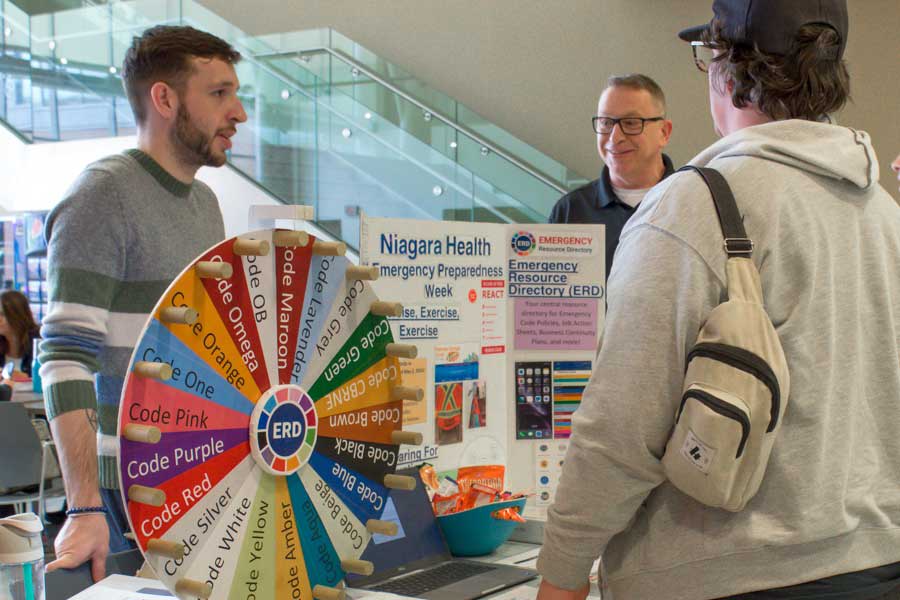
xmin=491 ymin=507 xmax=526 ymax=523
xmin=456 ymin=464 xmax=505 ymax=494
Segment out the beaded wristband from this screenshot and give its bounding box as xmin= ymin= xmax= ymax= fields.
xmin=66 ymin=506 xmax=108 ymax=517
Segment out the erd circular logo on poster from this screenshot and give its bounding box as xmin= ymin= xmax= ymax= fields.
xmin=249 ymin=384 xmax=317 ymax=476
xmin=510 ymin=231 xmax=536 ymax=256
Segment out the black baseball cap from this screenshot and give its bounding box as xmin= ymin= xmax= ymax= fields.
xmin=678 ymin=0 xmax=848 ymax=58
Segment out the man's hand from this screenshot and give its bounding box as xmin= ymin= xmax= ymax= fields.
xmin=46 ymin=409 xmax=106 ymax=580
xmin=536 ymin=579 xmax=591 ymax=600
xmin=46 ymin=514 xmax=110 ymax=583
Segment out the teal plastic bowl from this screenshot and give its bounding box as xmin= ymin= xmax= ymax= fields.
xmin=436 ymin=497 xmax=526 ymax=556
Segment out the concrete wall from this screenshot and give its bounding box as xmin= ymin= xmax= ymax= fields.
xmin=199 ymin=0 xmax=900 ymax=199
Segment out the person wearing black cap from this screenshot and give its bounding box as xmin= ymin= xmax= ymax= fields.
xmin=536 ymin=1 xmax=900 ymax=599
xmin=548 ymin=73 xmax=674 ymax=282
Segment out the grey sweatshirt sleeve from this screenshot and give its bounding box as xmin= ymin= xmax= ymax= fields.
xmin=40 ymin=170 xmax=127 ymax=418
xmin=536 ymin=214 xmax=723 ymax=589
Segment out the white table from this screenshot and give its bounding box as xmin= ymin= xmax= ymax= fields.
xmin=71 ymin=541 xmax=604 ymax=599
xmin=69 ymin=574 xmax=174 ymax=599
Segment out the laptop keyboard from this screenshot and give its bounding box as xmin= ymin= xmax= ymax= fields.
xmin=371 ymin=561 xmax=496 ymax=597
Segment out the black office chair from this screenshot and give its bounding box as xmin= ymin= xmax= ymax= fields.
xmin=0 ymin=403 xmax=65 ymax=521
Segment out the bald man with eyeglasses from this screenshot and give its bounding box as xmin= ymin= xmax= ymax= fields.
xmin=549 ymin=73 xmax=674 ymax=282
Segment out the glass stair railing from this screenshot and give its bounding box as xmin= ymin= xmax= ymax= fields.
xmin=253 ymin=28 xmax=588 ymax=220
xmin=260 ymin=50 xmax=560 ymax=226
xmin=253 ymin=28 xmax=589 ymax=192
xmin=0 ymin=0 xmax=583 ymax=250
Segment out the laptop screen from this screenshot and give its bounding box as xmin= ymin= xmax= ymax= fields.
xmin=345 ymin=467 xmax=450 ymax=586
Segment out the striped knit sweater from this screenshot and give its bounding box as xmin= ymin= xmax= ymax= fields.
xmin=40 ymin=149 xmax=225 ymax=489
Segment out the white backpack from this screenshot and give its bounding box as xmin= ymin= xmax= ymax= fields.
xmin=662 ymin=166 xmax=791 ymax=512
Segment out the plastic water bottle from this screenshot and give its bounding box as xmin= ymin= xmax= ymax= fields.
xmin=0 ymin=513 xmax=45 ymax=600
xmin=31 ymin=339 xmax=41 ymax=395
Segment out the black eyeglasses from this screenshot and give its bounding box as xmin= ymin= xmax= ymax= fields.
xmin=592 ymin=116 xmax=666 ymax=135
xmin=691 ymin=41 xmax=716 ymax=73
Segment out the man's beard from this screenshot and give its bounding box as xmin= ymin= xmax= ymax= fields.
xmin=171 ymin=105 xmax=226 ymax=168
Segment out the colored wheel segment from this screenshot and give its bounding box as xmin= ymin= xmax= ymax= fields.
xmin=118 ymin=229 xmax=413 ymax=600
xmin=195 ymin=234 xmax=274 ymax=394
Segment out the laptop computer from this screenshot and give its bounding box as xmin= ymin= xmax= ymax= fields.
xmin=346 ymin=467 xmax=538 ymax=599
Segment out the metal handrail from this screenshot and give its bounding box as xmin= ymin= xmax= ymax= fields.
xmin=257 ymin=46 xmax=568 ymax=195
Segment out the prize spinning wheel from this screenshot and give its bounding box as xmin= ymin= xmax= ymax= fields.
xmin=117 ymin=230 xmax=424 ymax=600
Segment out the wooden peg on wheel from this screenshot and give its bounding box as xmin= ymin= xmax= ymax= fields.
xmin=312 ymin=585 xmax=345 ymax=600
xmin=345 ymin=265 xmax=379 ymax=281
xmin=273 ymin=230 xmax=310 ymax=248
xmin=391 ymin=430 xmax=424 ymax=446
xmin=123 ymin=423 xmax=161 ymax=444
xmin=160 ymin=306 xmax=199 ymax=325
xmin=366 ymin=519 xmax=398 ymax=537
xmin=370 ymin=301 xmax=402 ymax=317
xmin=133 ymin=361 xmax=172 ymax=381
xmin=175 ymin=579 xmax=213 ymax=599
xmin=312 ymin=240 xmax=347 ymax=256
xmin=385 ymin=343 xmax=417 ymax=359
xmin=128 ymin=485 xmax=166 ymax=507
xmin=384 ymin=474 xmax=417 ymax=491
xmin=146 ymin=538 xmax=185 ymax=559
xmin=340 ymin=558 xmax=374 ymax=576
xmin=195 ymin=261 xmax=233 ymax=279
xmin=391 ymin=386 xmax=423 ymax=402
xmin=233 ymin=238 xmax=270 ymax=256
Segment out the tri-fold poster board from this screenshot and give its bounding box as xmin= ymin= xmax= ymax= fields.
xmin=360 ymin=217 xmax=605 ymax=510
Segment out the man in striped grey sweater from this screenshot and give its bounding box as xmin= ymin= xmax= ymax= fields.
xmin=40 ymin=25 xmax=247 ymax=582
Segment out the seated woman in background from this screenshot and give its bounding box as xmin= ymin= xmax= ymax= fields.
xmin=0 ymin=289 xmax=40 ymax=381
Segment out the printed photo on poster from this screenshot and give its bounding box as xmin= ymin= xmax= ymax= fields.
xmin=435 ymin=344 xmax=462 ymax=364
xmin=465 ymin=380 xmax=487 ymax=428
xmin=434 ymin=349 xmax=478 ymax=446
xmin=552 ymin=360 xmax=592 ymax=439
xmin=435 ymin=382 xmax=463 ymax=445
xmin=514 ymin=361 xmax=552 ymax=439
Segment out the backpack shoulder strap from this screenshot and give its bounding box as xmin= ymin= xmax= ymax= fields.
xmin=678 ymin=165 xmax=753 ymax=257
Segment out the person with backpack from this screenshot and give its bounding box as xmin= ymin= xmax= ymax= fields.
xmin=536 ymin=1 xmax=900 ymax=599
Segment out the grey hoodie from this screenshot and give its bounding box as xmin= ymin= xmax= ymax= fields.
xmin=537 ymin=120 xmax=900 ymax=600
